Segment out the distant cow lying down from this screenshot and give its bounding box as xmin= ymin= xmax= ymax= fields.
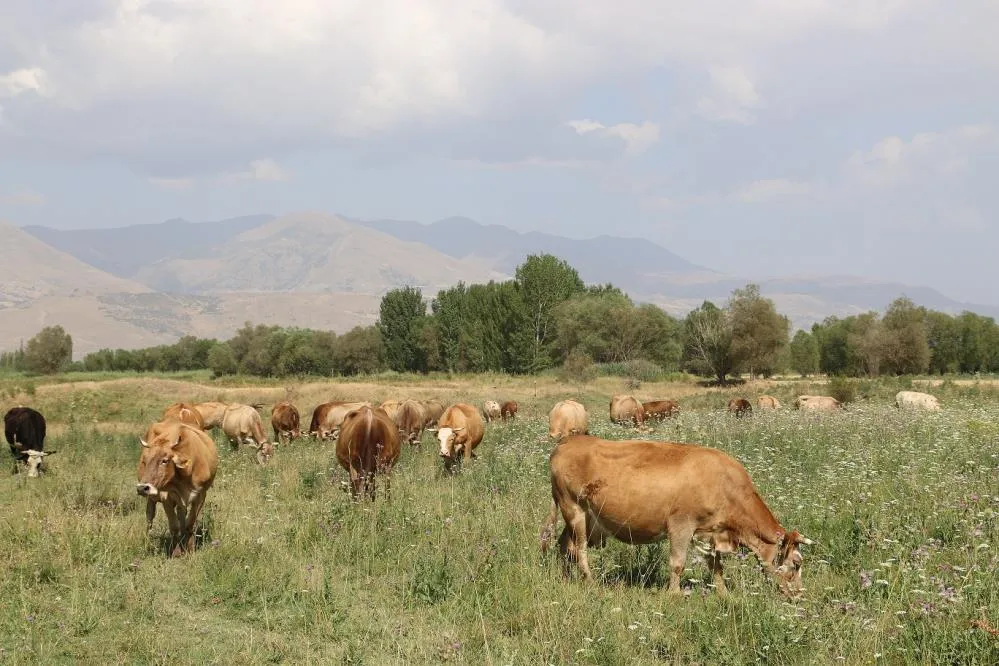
xmin=541 ymin=435 xmax=812 ymax=598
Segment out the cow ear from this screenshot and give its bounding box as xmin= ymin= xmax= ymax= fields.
xmin=140 ymin=439 xmax=150 ymax=448
xmin=171 ymin=455 xmax=190 ymax=469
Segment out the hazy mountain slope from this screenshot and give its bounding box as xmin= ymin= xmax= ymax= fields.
xmin=23 ymin=214 xmax=274 ymax=278
xmin=355 ymin=216 xmax=707 ymax=283
xmin=132 ymin=212 xmax=507 ymax=293
xmin=0 ymin=222 xmax=149 ymax=308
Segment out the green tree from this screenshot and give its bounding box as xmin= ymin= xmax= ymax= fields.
xmin=431 ymin=283 xmax=469 ymax=372
xmin=333 ymin=326 xmax=385 ymax=375
xmin=728 ymin=284 xmax=790 ymax=378
xmin=788 ymin=329 xmax=820 ymax=377
xmin=925 ymin=311 xmax=961 ymax=375
xmin=881 ymin=297 xmax=930 ymax=375
xmin=682 ymin=301 xmax=735 ymax=383
xmin=378 ymin=287 xmax=427 ymax=373
xmin=208 ymin=342 xmax=238 ymax=376
xmin=23 ymin=325 xmax=73 ymax=375
xmin=515 ymin=254 xmax=585 ymax=371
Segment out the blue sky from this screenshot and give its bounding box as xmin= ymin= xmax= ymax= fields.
xmin=1 ymin=1 xmax=997 ymax=302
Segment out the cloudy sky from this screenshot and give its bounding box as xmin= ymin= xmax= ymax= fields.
xmin=1 ymin=1 xmax=997 ymax=302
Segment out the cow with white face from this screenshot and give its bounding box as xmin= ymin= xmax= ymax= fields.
xmin=436 ymin=403 xmax=485 ymax=473
xmin=19 ymin=450 xmax=55 ymax=477
xmin=5 ymin=407 xmax=54 ymax=477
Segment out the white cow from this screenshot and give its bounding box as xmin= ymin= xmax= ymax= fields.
xmin=895 ymin=391 xmax=941 ymax=411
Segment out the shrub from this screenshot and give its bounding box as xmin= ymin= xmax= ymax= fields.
xmin=557 ymin=351 xmax=596 ymax=383
xmin=828 ymin=376 xmax=858 ymax=404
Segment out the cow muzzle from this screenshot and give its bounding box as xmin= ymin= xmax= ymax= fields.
xmin=136 ymin=482 xmax=157 ymax=497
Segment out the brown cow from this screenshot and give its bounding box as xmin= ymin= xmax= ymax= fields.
xmin=757 ymin=395 xmax=781 ymax=411
xmin=221 ymin=404 xmax=274 ymax=458
xmin=335 ymin=406 xmax=400 ymax=501
xmin=162 ymin=402 xmax=206 ymax=429
xmin=540 ymin=435 xmax=813 ymax=597
xmin=437 ymin=403 xmax=485 ymax=472
xmin=422 ymin=399 xmax=445 ymax=430
xmin=193 ymin=401 xmax=232 ymax=429
xmin=794 ymin=395 xmax=842 ymax=411
xmin=136 ymin=421 xmax=219 ymax=557
xmin=728 ymin=398 xmax=753 ymax=418
xmin=501 ymin=400 xmax=519 ymax=420
xmin=642 ymin=400 xmax=679 ymax=421
xmin=482 ymin=400 xmax=501 ymax=423
xmin=310 ymin=401 xmax=369 ymax=440
xmin=396 ymin=399 xmax=426 ymax=446
xmin=610 ymin=394 xmax=645 ymax=426
xmin=548 ymin=400 xmax=588 ymax=441
xmin=271 ymin=401 xmax=301 ymax=444
xmin=380 ymin=400 xmax=401 ymax=422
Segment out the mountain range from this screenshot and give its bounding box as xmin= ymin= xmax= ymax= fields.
xmin=3 ymin=211 xmax=995 ymax=357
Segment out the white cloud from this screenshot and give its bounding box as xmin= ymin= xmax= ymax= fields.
xmin=0 ymin=0 xmax=960 ymax=171
xmin=0 ymin=68 xmax=48 ymax=97
xmin=697 ymin=66 xmax=761 ymax=124
xmin=845 ymin=124 xmax=998 ymax=188
xmin=735 ymin=178 xmax=811 ymax=203
xmin=226 ymin=158 xmax=292 ymax=182
xmin=0 ymin=189 xmax=45 ymax=206
xmin=148 ymin=177 xmax=193 ymax=190
xmin=567 ymin=118 xmax=660 ymax=155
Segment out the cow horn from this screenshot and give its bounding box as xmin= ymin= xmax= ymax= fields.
xmin=41 ymin=450 xmax=55 ymax=456
xmin=799 ymin=536 xmax=815 ymax=546
xmin=140 ymin=439 xmax=150 ymax=448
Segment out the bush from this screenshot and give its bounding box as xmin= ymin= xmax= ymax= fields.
xmin=557 ymin=351 xmax=596 ymax=384
xmin=595 ymin=359 xmax=666 ymax=382
xmin=828 ymin=376 xmax=858 ymax=404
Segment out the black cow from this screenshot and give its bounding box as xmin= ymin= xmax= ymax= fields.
xmin=4 ymin=407 xmax=53 ymax=476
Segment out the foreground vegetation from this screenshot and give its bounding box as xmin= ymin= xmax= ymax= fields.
xmin=1 ymin=374 xmax=997 ymax=664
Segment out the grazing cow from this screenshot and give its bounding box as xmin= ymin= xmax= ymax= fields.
xmin=501 ymin=400 xmax=519 ymax=420
xmin=315 ymin=401 xmax=370 ymax=440
xmin=136 ymin=421 xmax=219 ymax=557
xmin=548 ymin=400 xmax=589 ymax=441
xmin=895 ymin=391 xmax=941 ymax=411
xmin=757 ymin=395 xmax=781 ymax=411
xmin=728 ymin=398 xmax=753 ymax=418
xmin=540 ymin=435 xmax=813 ymax=598
xmin=437 ymin=403 xmax=485 ymax=472
xmin=271 ymin=401 xmax=302 ymax=444
xmin=162 ymin=402 xmax=206 ymax=429
xmin=4 ymin=407 xmax=54 ymax=477
xmin=396 ymin=399 xmax=426 ymax=446
xmin=379 ymin=400 xmax=401 ymax=422
xmin=193 ymin=401 xmax=233 ymax=429
xmin=642 ymin=400 xmax=679 ymax=421
xmin=221 ymin=404 xmax=273 ymax=456
xmin=335 ymin=406 xmax=400 ymax=501
xmin=482 ymin=400 xmax=501 ymax=423
xmin=610 ymin=394 xmax=645 ymax=427
xmin=794 ymin=395 xmax=842 ymax=411
xmin=422 ymin=399 xmax=446 ymax=430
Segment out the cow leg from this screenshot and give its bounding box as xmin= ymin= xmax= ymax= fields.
xmin=666 ymin=522 xmax=696 ymax=594
xmin=227 ymin=436 xmax=239 ymax=451
xmin=145 ymin=499 xmax=158 ymax=535
xmin=182 ymin=494 xmax=207 ymax=554
xmin=707 ymin=549 xmax=728 ymax=596
xmin=163 ymin=503 xmax=181 ymax=556
xmin=560 ymin=503 xmax=593 ymax=581
xmin=172 ymin=505 xmax=190 ymax=556
xmin=348 ymin=466 xmax=363 ymax=501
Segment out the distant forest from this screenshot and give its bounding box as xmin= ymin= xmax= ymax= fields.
xmin=4 ymin=253 xmax=998 ymax=381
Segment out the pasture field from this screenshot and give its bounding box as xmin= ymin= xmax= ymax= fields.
xmin=1 ymin=374 xmax=998 ymax=664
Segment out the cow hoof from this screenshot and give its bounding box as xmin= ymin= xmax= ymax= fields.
xmin=170 ymin=545 xmax=185 ymax=558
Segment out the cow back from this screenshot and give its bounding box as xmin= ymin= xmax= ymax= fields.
xmin=337 ymin=406 xmax=400 ymax=472
xmin=549 ymin=400 xmax=588 ymax=440
xmin=4 ymin=407 xmax=46 ymax=457
xmin=610 ymin=394 xmax=645 ymax=425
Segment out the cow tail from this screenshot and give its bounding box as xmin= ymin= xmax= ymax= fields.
xmin=539 ymin=499 xmax=561 ymax=554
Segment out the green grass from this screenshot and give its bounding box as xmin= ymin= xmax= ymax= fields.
xmin=1 ymin=377 xmax=998 ymax=664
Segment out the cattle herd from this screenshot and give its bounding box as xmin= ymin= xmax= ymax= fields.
xmin=3 ymin=388 xmax=944 ymax=595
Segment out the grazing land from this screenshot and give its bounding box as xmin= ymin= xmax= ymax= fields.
xmin=1 ymin=374 xmax=997 ymax=664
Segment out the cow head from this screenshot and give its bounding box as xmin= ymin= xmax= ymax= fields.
xmin=437 ymin=426 xmax=465 ymax=459
xmin=21 ymin=449 xmax=54 ymax=477
xmin=254 ymin=441 xmax=276 ymax=465
xmin=772 ymin=531 xmax=814 ymax=598
xmin=136 ymin=437 xmax=188 ymax=500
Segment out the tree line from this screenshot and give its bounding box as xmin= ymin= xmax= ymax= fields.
xmin=4 ymin=254 xmax=999 ymax=380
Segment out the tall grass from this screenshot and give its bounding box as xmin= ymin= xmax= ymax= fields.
xmin=0 ymin=377 xmax=997 ymax=663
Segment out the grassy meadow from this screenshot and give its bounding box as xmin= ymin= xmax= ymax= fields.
xmin=0 ymin=373 xmax=997 ymax=664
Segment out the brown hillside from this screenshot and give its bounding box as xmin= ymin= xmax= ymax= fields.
xmin=133 ymin=212 xmax=507 ymax=293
